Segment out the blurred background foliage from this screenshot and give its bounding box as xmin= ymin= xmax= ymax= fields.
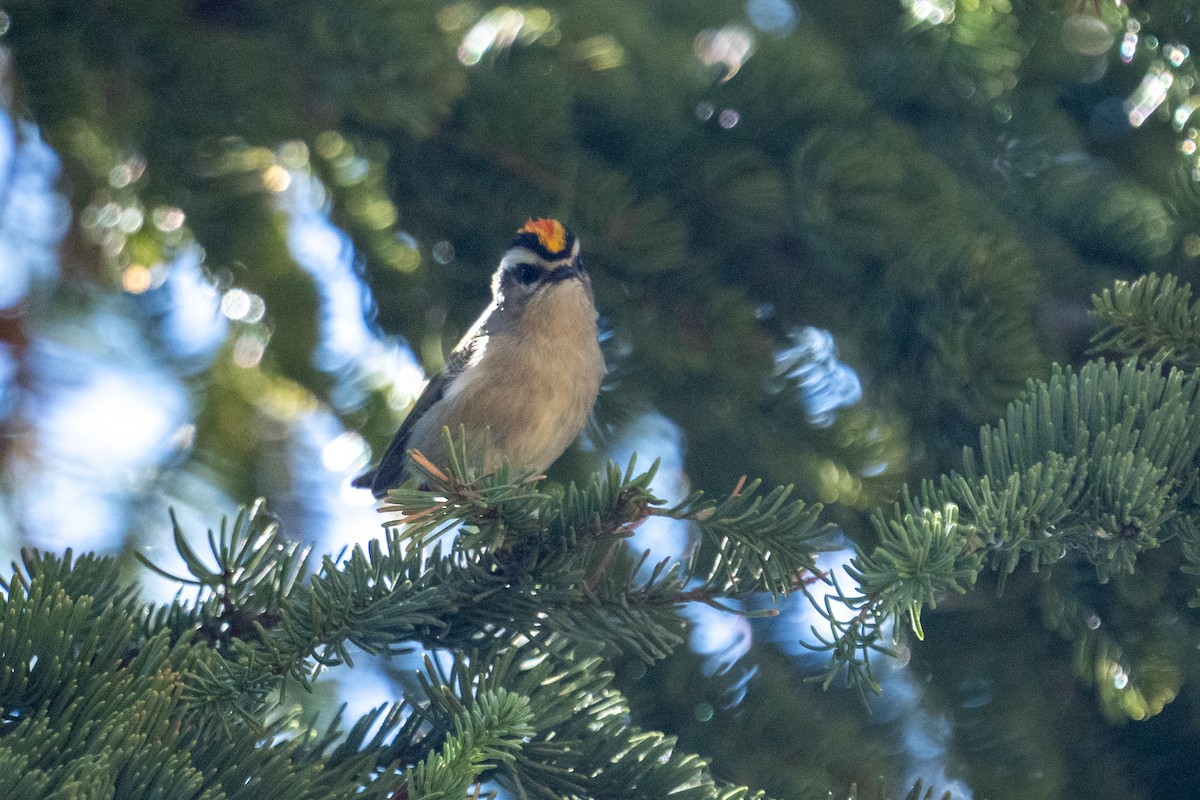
xmin=0 ymin=0 xmax=1199 ymax=797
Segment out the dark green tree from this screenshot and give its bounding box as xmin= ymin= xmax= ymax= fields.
xmin=1 ymin=0 xmax=1200 ymax=797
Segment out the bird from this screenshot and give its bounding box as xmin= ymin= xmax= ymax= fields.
xmin=353 ymin=218 xmax=605 ymax=498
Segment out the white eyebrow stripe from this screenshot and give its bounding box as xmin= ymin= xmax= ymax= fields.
xmin=499 ymin=247 xmax=544 ymax=268
xmin=500 ymin=246 xmax=575 ymax=270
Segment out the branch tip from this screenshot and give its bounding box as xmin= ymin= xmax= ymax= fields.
xmin=410 ymin=449 xmax=450 ymax=484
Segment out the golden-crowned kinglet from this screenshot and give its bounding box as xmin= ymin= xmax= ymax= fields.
xmin=353 ymin=218 xmax=605 ymax=497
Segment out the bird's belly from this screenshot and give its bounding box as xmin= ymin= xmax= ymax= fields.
xmin=432 ymin=334 xmax=602 ymax=474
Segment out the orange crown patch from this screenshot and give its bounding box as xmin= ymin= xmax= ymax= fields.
xmin=519 ymin=218 xmax=568 ymax=255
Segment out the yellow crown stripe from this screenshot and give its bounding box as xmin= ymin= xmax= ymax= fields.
xmin=520 ymin=218 xmax=568 ymax=254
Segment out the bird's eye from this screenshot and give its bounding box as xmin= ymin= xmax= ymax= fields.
xmin=513 ymin=263 xmax=541 ymax=285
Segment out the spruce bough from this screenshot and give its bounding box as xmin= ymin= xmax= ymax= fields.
xmin=4 ymin=275 xmax=1200 ymax=798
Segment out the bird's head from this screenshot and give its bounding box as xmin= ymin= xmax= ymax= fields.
xmin=492 ymin=218 xmax=587 ymax=306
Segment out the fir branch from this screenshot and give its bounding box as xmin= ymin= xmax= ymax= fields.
xmin=380 ymin=430 xmax=559 ymax=550
xmin=269 ymin=534 xmax=453 ymax=678
xmin=1176 ymin=516 xmax=1200 ymax=606
xmin=813 ymin=359 xmax=1200 ymax=694
xmin=0 ymin=555 xmax=417 ymax=799
xmin=403 ymin=688 xmax=533 ymax=800
xmin=153 ymin=454 xmax=679 ymax=681
xmin=652 ymin=476 xmax=830 ymax=599
xmin=383 ymin=430 xmax=663 ymax=555
xmin=7 ymin=549 xmax=138 ymax=613
xmin=255 ymin=443 xmax=824 ymax=673
xmin=406 ymin=642 xmax=779 ymax=800
xmin=136 ymin=500 xmax=311 ymax=653
xmin=851 ymin=500 xmax=982 ymax=639
xmin=1092 ymin=273 xmax=1200 ymax=368
xmin=801 ymin=573 xmax=892 ymax=697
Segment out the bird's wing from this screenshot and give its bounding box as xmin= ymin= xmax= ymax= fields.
xmin=353 ymin=336 xmax=482 ymax=497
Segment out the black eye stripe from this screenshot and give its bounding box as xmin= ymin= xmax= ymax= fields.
xmin=512 ymin=263 xmax=542 ymax=285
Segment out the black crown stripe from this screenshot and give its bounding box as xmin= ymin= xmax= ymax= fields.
xmin=509 ymin=230 xmax=576 ymax=260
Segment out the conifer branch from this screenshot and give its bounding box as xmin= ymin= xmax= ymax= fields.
xmin=652 ymin=477 xmax=829 ymax=599
xmin=1092 ymin=273 xmax=1200 ymax=368
xmin=401 ymin=641 xmax=777 ymax=800
xmin=810 ymin=355 xmax=1200 ymax=695
xmin=135 ymin=436 xmax=828 ymax=691
xmin=135 ymin=500 xmax=310 ymax=653
xmin=403 ymin=688 xmax=533 ymax=800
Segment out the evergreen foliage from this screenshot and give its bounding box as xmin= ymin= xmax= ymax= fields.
xmin=1092 ymin=273 xmax=1200 ymax=369
xmin=1 ymin=446 xmax=836 ymax=798
xmin=2 ymin=0 xmax=1200 ymax=797
xmin=811 ymin=356 xmax=1200 ymax=696
xmin=8 ymin=282 xmax=1200 ymax=794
